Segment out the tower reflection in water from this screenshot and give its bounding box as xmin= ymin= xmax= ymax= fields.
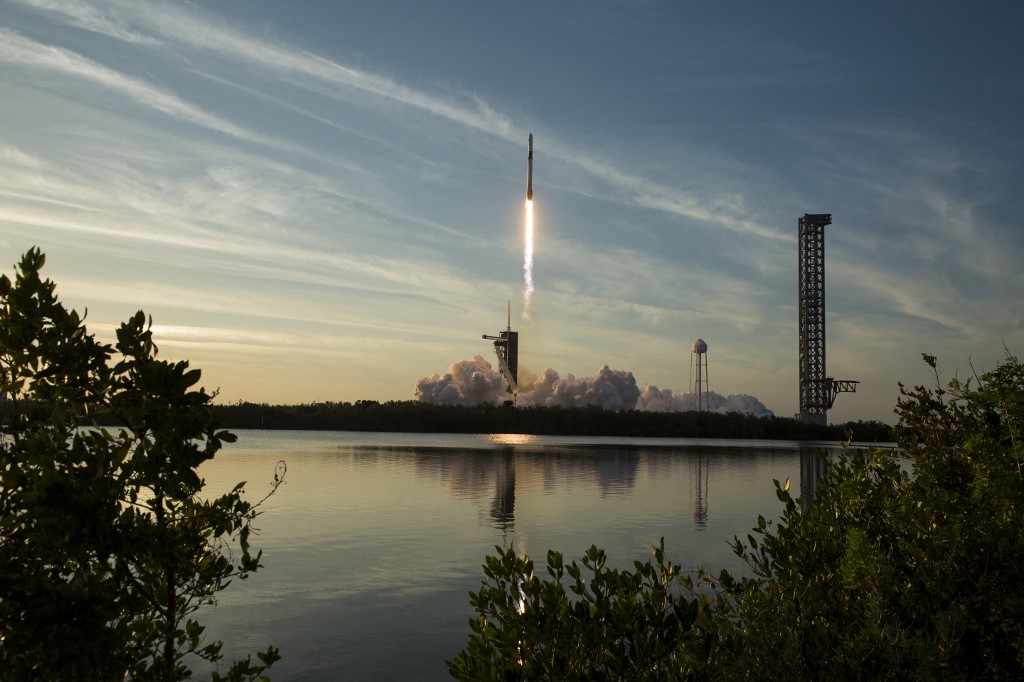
xmin=690 ymin=452 xmax=708 ymax=528
xmin=800 ymin=445 xmax=830 ymax=513
xmin=481 ymin=434 xmax=536 ymax=538
xmin=436 ymin=440 xmax=835 ymax=540
xmin=490 ymin=449 xmax=516 ymax=535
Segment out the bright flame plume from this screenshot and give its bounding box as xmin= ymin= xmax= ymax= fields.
xmin=523 ymin=199 xmax=534 ymax=318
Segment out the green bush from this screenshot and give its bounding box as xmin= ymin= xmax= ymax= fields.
xmin=0 ymin=249 xmax=283 ymax=681
xmin=448 ymin=541 xmax=703 ymax=681
xmin=451 ymin=352 xmax=1024 ymax=680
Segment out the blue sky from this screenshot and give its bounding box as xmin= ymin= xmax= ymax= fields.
xmin=2 ymin=0 xmax=1022 ymax=423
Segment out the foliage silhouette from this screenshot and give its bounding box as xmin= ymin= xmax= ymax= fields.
xmin=450 ymin=351 xmax=1024 ymax=680
xmin=1 ymin=249 xmax=284 ymax=680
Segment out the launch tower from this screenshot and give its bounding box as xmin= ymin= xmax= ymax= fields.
xmin=798 ymin=213 xmax=858 ymax=424
xmin=482 ymin=301 xmax=519 ymax=402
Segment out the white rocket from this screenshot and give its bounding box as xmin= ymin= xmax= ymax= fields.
xmin=526 ymin=133 xmax=533 ymax=200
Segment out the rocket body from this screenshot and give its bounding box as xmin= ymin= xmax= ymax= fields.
xmin=526 ymin=133 xmax=533 ymax=200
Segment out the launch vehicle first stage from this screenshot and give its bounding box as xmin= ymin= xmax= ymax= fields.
xmin=526 ymin=133 xmax=533 ymax=200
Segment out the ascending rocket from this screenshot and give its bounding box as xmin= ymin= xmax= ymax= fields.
xmin=526 ymin=133 xmax=533 ymax=200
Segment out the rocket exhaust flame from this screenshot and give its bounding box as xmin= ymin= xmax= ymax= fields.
xmin=523 ymin=134 xmax=534 ymax=319
xmin=523 ymin=198 xmax=534 ymax=318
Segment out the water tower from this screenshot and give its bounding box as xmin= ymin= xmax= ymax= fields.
xmin=689 ymin=338 xmax=709 ymax=411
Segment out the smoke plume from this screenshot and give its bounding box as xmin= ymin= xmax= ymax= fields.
xmin=415 ymin=356 xmax=773 ymax=416
xmin=635 ymin=384 xmax=773 ymax=417
xmin=413 ymin=355 xmax=509 ymax=408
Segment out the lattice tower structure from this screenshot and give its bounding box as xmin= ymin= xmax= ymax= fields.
xmin=482 ymin=302 xmax=519 ymax=399
xmin=798 ymin=214 xmax=831 ymax=425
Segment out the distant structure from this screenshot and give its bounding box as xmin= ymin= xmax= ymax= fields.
xmin=689 ymin=338 xmax=709 ymax=411
xmin=797 ymin=213 xmax=858 ymax=424
xmin=482 ymin=301 xmax=519 ymax=403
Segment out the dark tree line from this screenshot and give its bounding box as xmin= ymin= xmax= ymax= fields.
xmin=212 ymin=399 xmax=893 ymax=442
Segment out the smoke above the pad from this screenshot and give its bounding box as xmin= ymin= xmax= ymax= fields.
xmin=415 ymin=356 xmax=773 ymax=416
xmin=636 ymin=384 xmax=773 ymax=417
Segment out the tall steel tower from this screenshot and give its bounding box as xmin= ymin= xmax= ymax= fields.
xmin=798 ymin=214 xmax=857 ymax=424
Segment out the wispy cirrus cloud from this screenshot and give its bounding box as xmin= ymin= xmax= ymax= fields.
xmin=0 ymin=28 xmax=289 ymax=151
xmin=11 ymin=0 xmax=163 ymax=46
xmin=8 ymin=0 xmax=780 ymax=241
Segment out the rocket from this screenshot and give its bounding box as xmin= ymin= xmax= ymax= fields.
xmin=526 ymin=133 xmax=533 ymax=200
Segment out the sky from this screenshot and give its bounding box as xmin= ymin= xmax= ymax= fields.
xmin=2 ymin=0 xmax=1022 ymax=424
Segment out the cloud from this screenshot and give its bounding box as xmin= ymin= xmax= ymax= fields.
xmin=636 ymin=384 xmax=773 ymax=417
xmin=14 ymin=0 xmax=163 ymax=45
xmin=8 ymin=0 xmax=787 ymax=242
xmin=0 ymin=29 xmax=288 ymax=150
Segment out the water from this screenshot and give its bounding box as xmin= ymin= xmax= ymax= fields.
xmin=193 ymin=431 xmax=856 ymax=681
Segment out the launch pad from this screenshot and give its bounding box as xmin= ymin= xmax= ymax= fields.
xmin=483 ymin=301 xmax=519 ymax=402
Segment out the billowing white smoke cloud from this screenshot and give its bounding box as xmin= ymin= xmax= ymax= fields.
xmin=416 ymin=357 xmax=773 ymax=416
xmin=414 ymin=355 xmax=509 ymax=407
xmin=522 ymin=364 xmax=641 ymax=411
xmin=636 ymin=385 xmax=773 ymax=417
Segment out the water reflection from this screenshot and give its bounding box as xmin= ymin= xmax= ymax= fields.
xmin=799 ymin=445 xmax=831 ymax=513
xmin=283 ymin=436 xmax=847 ymax=537
xmin=196 ymin=432 xmax=849 ymax=682
xmin=481 ymin=433 xmax=541 ymax=447
xmin=490 ymin=450 xmax=516 ymax=535
xmin=400 ymin=443 xmax=811 ymax=533
xmin=691 ymin=452 xmax=708 ymax=528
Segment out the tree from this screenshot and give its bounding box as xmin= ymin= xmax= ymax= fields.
xmin=0 ymin=249 xmax=284 ymax=680
xmin=704 ymin=352 xmax=1024 ymax=679
xmin=450 ymin=352 xmax=1024 ymax=680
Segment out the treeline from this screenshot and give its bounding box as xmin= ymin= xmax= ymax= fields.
xmin=214 ymin=400 xmax=893 ymax=442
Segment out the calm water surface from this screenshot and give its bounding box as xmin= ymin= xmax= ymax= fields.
xmin=194 ymin=430 xmax=856 ymax=681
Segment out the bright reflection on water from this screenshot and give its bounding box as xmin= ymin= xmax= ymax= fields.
xmin=192 ymin=431 xmax=858 ymax=681
xmin=480 ymin=432 xmax=541 ymax=446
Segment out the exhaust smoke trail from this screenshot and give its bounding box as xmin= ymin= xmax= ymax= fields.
xmin=523 ymin=198 xmax=534 ymax=318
